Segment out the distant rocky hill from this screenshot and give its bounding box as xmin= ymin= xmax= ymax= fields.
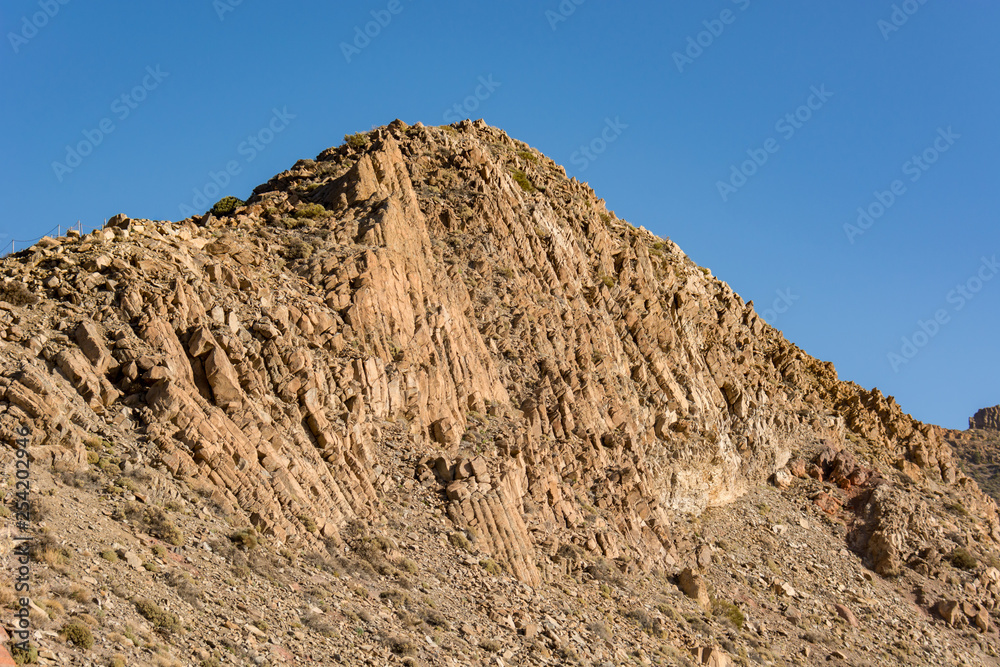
xmin=946 ymin=406 xmax=1000 ymax=503
xmin=972 ymin=406 xmax=1000 ymax=431
xmin=0 ymin=119 xmax=999 ymax=666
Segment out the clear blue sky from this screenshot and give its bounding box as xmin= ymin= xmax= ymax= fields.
xmin=2 ymin=1 xmax=997 ymax=429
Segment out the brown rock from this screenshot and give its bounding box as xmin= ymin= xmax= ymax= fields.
xmin=204 ymin=347 xmax=243 ymax=409
xmin=770 ymin=469 xmax=793 ymax=489
xmin=934 ymin=599 xmax=961 ymax=625
xmin=834 ymin=603 xmax=858 ymax=628
xmin=812 ymin=492 xmax=841 ymax=515
xmin=446 ymin=481 xmax=470 ymax=502
xmin=75 ymin=320 xmax=114 ymax=374
xmin=691 ymin=647 xmax=732 ymax=667
xmin=122 ymin=550 xmax=143 ymax=570
xmin=696 ymin=544 xmax=712 ymax=568
xmin=680 ymin=568 xmax=711 ymax=610
xmin=971 ymin=405 xmax=1000 ymax=430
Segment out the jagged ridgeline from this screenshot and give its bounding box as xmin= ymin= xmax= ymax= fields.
xmin=1 ymin=119 xmax=997 ymax=588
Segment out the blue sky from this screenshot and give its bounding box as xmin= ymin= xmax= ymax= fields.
xmin=2 ymin=1 xmax=997 ymax=429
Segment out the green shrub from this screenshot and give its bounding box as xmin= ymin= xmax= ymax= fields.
xmin=61 ymin=622 xmax=94 ymax=649
xmin=480 ymin=559 xmax=502 ymax=576
xmin=134 ymin=598 xmax=181 ymax=634
xmin=712 ymin=599 xmax=745 ymax=629
xmin=142 ymin=506 xmax=184 ymax=546
xmin=625 ymin=608 xmax=653 ymax=630
xmin=509 ymin=168 xmax=535 ymax=193
xmin=292 ymin=203 xmax=327 ymax=219
xmin=100 ymin=550 xmax=118 ymax=563
xmin=282 ymin=239 xmax=314 ymax=261
xmin=396 ymin=557 xmax=418 ymax=574
xmin=448 ymin=532 xmax=471 ymax=552
xmin=209 ymin=196 xmax=244 ymax=217
xmin=345 ymin=132 xmax=370 ymax=149
xmin=298 ymin=515 xmax=318 ymax=533
xmin=517 ymin=150 xmax=538 ymax=163
xmin=9 ymin=643 xmax=38 ymax=664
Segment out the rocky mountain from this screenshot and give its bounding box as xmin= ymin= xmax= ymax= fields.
xmin=972 ymin=407 xmax=1000 ymax=432
xmin=945 ymin=406 xmax=1000 ymax=504
xmin=1 ymin=119 xmax=999 ymax=666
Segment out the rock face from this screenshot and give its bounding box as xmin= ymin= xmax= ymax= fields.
xmin=0 ymin=120 xmax=994 ymax=575
xmin=1 ymin=121 xmax=1000 ymax=665
xmin=945 ymin=407 xmax=1000 ymax=504
xmin=972 ymin=406 xmax=1000 ymax=431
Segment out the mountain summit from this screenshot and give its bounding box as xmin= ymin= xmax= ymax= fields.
xmin=1 ymin=119 xmax=998 ymax=665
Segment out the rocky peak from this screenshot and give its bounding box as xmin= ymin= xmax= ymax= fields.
xmin=972 ymin=405 xmax=1000 ymax=431
xmin=1 ymin=119 xmax=999 ymax=665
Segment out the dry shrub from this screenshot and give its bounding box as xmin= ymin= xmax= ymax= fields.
xmin=0 ymin=281 xmax=38 ymax=306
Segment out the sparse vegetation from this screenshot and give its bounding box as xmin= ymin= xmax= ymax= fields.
xmin=61 ymin=622 xmax=94 ymax=649
xmin=950 ymin=547 xmax=977 ymax=570
xmin=132 ymin=505 xmax=185 ymax=546
xmin=134 ymin=598 xmax=182 ymax=634
xmin=713 ymin=599 xmax=745 ymax=629
xmin=293 ymin=203 xmax=327 ymax=219
xmin=587 ymin=621 xmax=612 ymax=641
xmin=10 ymin=643 xmax=38 ymax=664
xmin=345 ymin=132 xmax=370 ymax=149
xmin=282 ymin=239 xmax=315 ymax=261
xmin=209 ymin=196 xmax=244 ymax=217
xmin=0 ymin=281 xmax=38 ymax=306
xmin=384 ymin=634 xmax=418 ymax=656
xmin=229 ymin=528 xmax=259 ymax=550
xmin=480 ymin=558 xmax=502 ymax=576
xmin=509 ymin=168 xmax=535 ymax=193
xmin=448 ymin=531 xmax=472 ymax=552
